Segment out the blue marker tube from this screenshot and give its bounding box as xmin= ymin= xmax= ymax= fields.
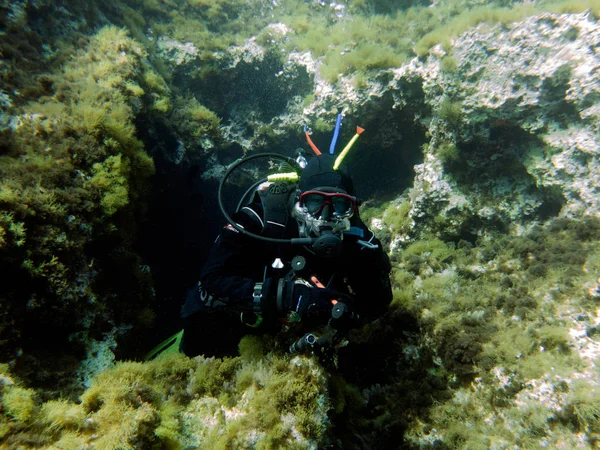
xmin=329 ymin=113 xmax=343 ymax=154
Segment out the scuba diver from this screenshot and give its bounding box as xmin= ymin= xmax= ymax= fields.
xmin=172 ymin=117 xmax=393 ymax=360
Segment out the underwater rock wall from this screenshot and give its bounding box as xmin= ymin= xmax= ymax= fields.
xmin=203 ymin=10 xmax=600 ymax=239
xmin=0 ymin=340 xmax=331 ymax=449
xmin=176 ymin=9 xmax=600 ymax=241
xmin=421 ymin=11 xmax=600 ymax=222
xmin=0 ymin=8 xmax=165 ymax=393
xmin=373 ymin=10 xmax=600 ymax=245
xmin=148 ymin=7 xmax=600 ymax=449
xmin=2 ymin=0 xmax=600 ymax=448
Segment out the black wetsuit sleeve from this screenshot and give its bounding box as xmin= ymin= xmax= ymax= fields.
xmin=198 ymin=208 xmax=265 ymax=311
xmin=345 ymin=222 xmax=393 ymax=320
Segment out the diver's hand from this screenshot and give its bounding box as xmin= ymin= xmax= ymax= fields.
xmin=262 ymin=277 xmax=351 ymax=320
xmin=290 ymin=280 xmax=342 ymax=319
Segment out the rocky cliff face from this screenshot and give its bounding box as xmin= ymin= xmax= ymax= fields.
xmin=145 ymin=9 xmax=600 ymax=448
xmin=2 ymin=1 xmax=600 ymax=448
xmin=191 ymin=10 xmax=599 ymax=236
xmin=426 ymin=11 xmax=600 ymax=219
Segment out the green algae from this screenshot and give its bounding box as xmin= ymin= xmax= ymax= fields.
xmin=3 ymin=173 xmax=600 ymax=446
xmin=353 ymin=197 xmax=600 ymax=447
xmin=383 ymin=200 xmax=413 ymax=235
xmin=70 ymin=0 xmax=600 ymax=91
xmin=385 ymin=216 xmax=600 ymax=448
xmin=2 ymin=385 xmax=37 ymax=424
xmin=438 ymin=99 xmax=464 ymax=128
xmin=1 ymin=1 xmax=600 ymax=449
xmin=0 ymin=24 xmax=161 ymax=392
xmin=570 ymin=380 xmax=600 ymax=434
xmin=1 ymin=346 xmax=330 ymax=449
xmin=170 ymin=97 xmax=222 ymax=142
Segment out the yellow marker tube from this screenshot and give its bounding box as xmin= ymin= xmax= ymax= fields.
xmin=267 ymin=172 xmax=299 ymax=182
xmin=333 ymin=126 xmax=365 ymax=170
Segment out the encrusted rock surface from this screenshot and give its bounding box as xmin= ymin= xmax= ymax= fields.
xmin=441 ymin=11 xmax=600 ymax=219
xmin=3 ymin=2 xmax=600 ymax=448
xmin=378 ymin=11 xmax=599 ymax=228
xmin=191 ymin=11 xmax=599 ymax=231
xmin=156 ymin=37 xmax=201 ymax=67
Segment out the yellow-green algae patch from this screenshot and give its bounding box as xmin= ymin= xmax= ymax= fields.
xmin=369 ymin=212 xmax=600 ymax=448
xmin=82 ymin=0 xmax=600 ymax=88
xmin=0 ymin=339 xmax=330 ymax=449
xmin=0 ymin=24 xmax=174 ymax=394
xmin=1 ymin=24 xmax=158 ymax=280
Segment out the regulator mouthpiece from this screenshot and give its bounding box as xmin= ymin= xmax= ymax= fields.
xmin=312 ymin=228 xmax=342 ymax=258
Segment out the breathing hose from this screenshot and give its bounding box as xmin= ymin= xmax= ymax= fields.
xmin=217 ymin=153 xmax=313 ymax=246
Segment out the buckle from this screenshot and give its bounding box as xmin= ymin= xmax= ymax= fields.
xmin=253 ymin=282 xmax=263 ymax=313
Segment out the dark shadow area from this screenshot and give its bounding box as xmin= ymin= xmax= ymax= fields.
xmin=340 ymin=89 xmax=428 ymax=203
xmin=183 ymin=51 xmax=313 ymax=123
xmin=364 ymin=0 xmax=434 ymax=14
xmin=344 ymin=131 xmax=424 ymax=203
xmin=4 ymin=272 xmax=87 ymax=401
xmin=329 ymin=310 xmax=451 ymax=450
xmin=539 ymin=64 xmax=581 ymax=128
xmin=448 ymin=124 xmax=566 ymax=222
xmin=134 ymin=127 xmax=227 ymax=355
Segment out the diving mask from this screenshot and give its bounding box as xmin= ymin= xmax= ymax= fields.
xmin=299 ymin=190 xmax=356 ymax=219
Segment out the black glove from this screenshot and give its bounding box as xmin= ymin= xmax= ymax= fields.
xmin=262 ymin=277 xmax=354 ymax=320
xmin=288 ymin=280 xmax=342 ymax=318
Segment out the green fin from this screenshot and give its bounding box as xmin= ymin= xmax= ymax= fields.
xmin=145 ymin=330 xmax=184 ymax=361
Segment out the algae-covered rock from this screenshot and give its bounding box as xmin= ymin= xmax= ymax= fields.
xmin=1 ymin=348 xmax=330 ymax=449
xmin=3 ymin=0 xmax=600 ymax=449
xmin=0 ymin=24 xmax=164 ymax=394
xmin=406 ymin=11 xmax=600 ymax=226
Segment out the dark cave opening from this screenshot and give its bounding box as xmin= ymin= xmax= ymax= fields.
xmin=338 ymin=99 xmax=428 ymax=204
xmin=343 ymin=131 xmax=424 ymax=204
xmin=133 ymin=128 xmax=227 ymax=353
xmin=347 ymin=81 xmax=429 ymax=204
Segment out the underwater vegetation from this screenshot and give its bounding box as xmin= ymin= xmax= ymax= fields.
xmin=170 ymin=97 xmax=221 ymax=142
xmin=0 ymin=25 xmax=166 ymax=392
xmin=1 ymin=0 xmax=600 ymax=448
xmin=2 ymin=206 xmax=599 ymax=448
xmin=63 ymin=0 xmax=600 ymax=90
xmin=358 ymin=211 xmax=600 ymax=448
xmin=0 ymin=339 xmax=330 ymax=449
